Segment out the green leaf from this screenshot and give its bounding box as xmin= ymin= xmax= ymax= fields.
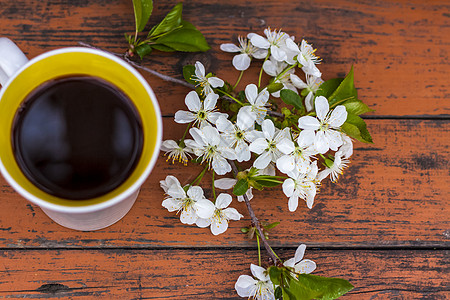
xmin=343 ymin=100 xmax=373 ymax=115
xmin=267 ymin=82 xmax=284 ymax=94
xmin=268 ymin=266 xmax=283 ymax=286
xmin=294 ymin=274 xmax=354 ymax=300
xmin=182 ymin=65 xmax=197 ymax=85
xmin=253 ymin=176 xmax=283 ymax=187
xmin=274 ymin=286 xmax=283 ymax=299
xmin=133 ymin=0 xmax=153 ymax=32
xmin=328 ymin=66 xmax=358 ymax=107
xmin=151 ymin=44 xmax=176 ymax=52
xmin=315 ymin=78 xmax=344 ymax=99
xmin=154 ymin=21 xmax=210 ymax=52
xmin=264 ymin=221 xmax=280 ymax=229
xmin=233 ymin=179 xmax=248 ymax=196
xmin=148 ymin=2 xmax=183 ymax=38
xmin=280 ymin=89 xmax=304 ymax=111
xmin=135 ymin=43 xmax=152 ymax=59
xmin=341 ymin=112 xmax=373 ymax=143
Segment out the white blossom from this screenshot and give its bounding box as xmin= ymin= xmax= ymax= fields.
xmin=290 ymin=73 xmax=324 ymax=112
xmin=235 ymin=264 xmax=275 ymax=300
xmin=161 ymin=176 xmax=215 ymax=224
xmin=276 ymin=130 xmax=317 ymax=174
xmin=317 ymin=153 xmax=350 ymax=183
xmin=215 ymin=113 xmax=262 ymax=162
xmin=220 ymin=35 xmax=268 ymax=71
xmin=284 ymin=244 xmax=317 ymax=275
xmin=249 ymin=119 xmax=290 ymax=170
xmin=285 ymin=38 xmax=322 ymax=77
xmin=298 ymin=96 xmax=348 ymax=154
xmin=191 ymin=61 xmax=224 ymax=96
xmin=174 ymin=91 xmax=227 ymax=127
xmin=185 ymin=125 xmax=236 ymax=175
xmin=238 ymin=84 xmax=270 ymax=127
xmin=263 ymin=57 xmax=297 ymax=97
xmin=337 ymin=134 xmax=353 ymax=159
xmin=282 ymin=161 xmax=319 ymax=210
xmin=196 ymin=193 xmax=243 ymax=235
xmin=249 ymin=28 xmax=291 ymax=62
xmin=160 ymin=139 xmax=192 ymax=165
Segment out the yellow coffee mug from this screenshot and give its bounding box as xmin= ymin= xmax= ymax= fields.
xmin=0 ymin=38 xmax=162 ymax=230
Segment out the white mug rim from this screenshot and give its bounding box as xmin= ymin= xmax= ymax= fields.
xmin=0 ymin=47 xmax=162 ymax=214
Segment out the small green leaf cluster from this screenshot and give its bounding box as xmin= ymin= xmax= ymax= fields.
xmin=269 ymin=266 xmax=354 ymax=300
xmin=232 ymin=168 xmax=285 ymax=196
xmin=127 ymin=1 xmax=210 ymax=59
xmin=315 ymin=66 xmax=373 ymax=143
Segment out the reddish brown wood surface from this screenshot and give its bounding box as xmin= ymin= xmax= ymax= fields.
xmin=0 ymin=0 xmax=448 ymax=299
xmin=0 ymin=249 xmax=448 ymax=299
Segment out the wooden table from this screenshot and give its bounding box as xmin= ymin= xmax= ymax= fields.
xmin=0 ymin=0 xmax=448 ymax=298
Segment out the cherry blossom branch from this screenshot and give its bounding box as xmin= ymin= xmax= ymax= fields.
xmin=228 ymin=160 xmax=281 ymax=266
xmin=77 ymin=42 xmax=284 ymax=118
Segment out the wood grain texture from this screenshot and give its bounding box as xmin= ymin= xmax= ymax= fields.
xmin=0 ymin=0 xmax=449 ymax=116
xmin=0 ymin=119 xmax=447 ymax=248
xmin=0 ymin=249 xmax=448 ymax=299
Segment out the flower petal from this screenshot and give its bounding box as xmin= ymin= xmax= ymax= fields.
xmin=223 ymin=207 xmax=243 ymax=220
xmin=210 ymin=219 xmax=228 ymax=235
xmin=195 ymin=199 xmax=215 ymax=219
xmin=305 ymin=91 xmax=314 ymax=112
xmin=245 ymin=84 xmax=258 ymax=104
xmin=294 ymin=244 xmax=306 ymax=263
xmin=263 ymin=60 xmax=278 ymax=77
xmin=261 ymin=119 xmax=275 ymax=139
xmin=235 ymin=275 xmax=257 ymax=297
xmin=314 ymin=130 xmax=330 ymax=154
xmin=237 ymin=106 xmax=256 ymax=131
xmin=285 ymin=37 xmax=300 ymax=53
xmin=185 ymin=91 xmax=201 ymax=112
xmin=249 ymin=138 xmax=268 ymax=154
xmin=220 ymin=43 xmax=241 ymax=53
xmin=276 ymin=154 xmax=296 ymax=174
xmin=252 ymin=48 xmax=269 ymax=59
xmin=251 ymin=264 xmax=269 ymax=281
xmin=180 ymin=207 xmax=197 ymax=225
xmin=232 ymin=53 xmax=251 ymax=71
xmin=160 ymin=140 xmax=178 ymax=152
xmin=162 ymin=198 xmax=182 ymax=212
xmin=194 ymin=61 xmax=205 ymax=78
xmin=284 ymin=257 xmax=296 ymax=268
xmin=328 ymin=105 xmax=348 ymax=128
xmin=326 ymin=130 xmax=343 ymax=151
xmin=295 ymin=259 xmax=317 ymax=274
xmin=187 ymin=186 xmax=204 ymax=201
xmin=298 ymin=117 xmax=320 ymax=130
xmin=271 ymin=45 xmax=287 ymax=62
xmin=208 ymin=77 xmax=224 ymax=88
xmin=189 ymin=127 xmax=206 ymax=147
xmin=195 ymin=217 xmax=212 ymax=228
xmin=202 ymin=125 xmax=221 ymax=146
xmin=160 ymin=175 xmax=181 ymax=193
xmin=212 ymin=156 xmax=232 ymax=175
xmin=297 ymin=130 xmax=315 ymax=147
xmin=250 ymin=34 xmax=270 ymax=49
xmin=282 ymin=178 xmax=295 ymax=197
xmin=203 ymin=92 xmax=219 ymax=111
xmin=288 ymin=195 xmax=299 ymax=212
xmin=174 ymin=110 xmax=197 ymax=124
xmin=315 ymin=96 xmax=329 ymax=121
xmin=214 ymin=178 xmax=237 ymax=189
xmin=290 ymin=74 xmax=308 ymax=89
xmin=215 ymin=193 xmax=232 ymax=209
xmin=253 ymin=151 xmax=271 ymax=170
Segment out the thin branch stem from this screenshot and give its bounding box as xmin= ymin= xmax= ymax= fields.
xmin=228 ymin=160 xmax=280 ymax=266
xmin=233 ymin=70 xmax=244 ymax=90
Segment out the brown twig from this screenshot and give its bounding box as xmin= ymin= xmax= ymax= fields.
xmin=228 ymin=160 xmax=281 ymax=266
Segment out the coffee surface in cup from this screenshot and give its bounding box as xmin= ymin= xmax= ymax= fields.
xmin=12 ymin=76 xmax=143 ymax=200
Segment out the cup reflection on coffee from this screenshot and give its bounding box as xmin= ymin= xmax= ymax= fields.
xmin=0 ymin=38 xmax=162 ymax=231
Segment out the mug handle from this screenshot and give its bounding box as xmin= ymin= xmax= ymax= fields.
xmin=0 ymin=38 xmax=29 ymax=86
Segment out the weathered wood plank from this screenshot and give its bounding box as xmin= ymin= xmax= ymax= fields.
xmin=0 ymin=119 xmax=447 ymax=248
xmin=0 ymin=0 xmax=448 ymax=116
xmin=0 ymin=249 xmax=447 ymax=299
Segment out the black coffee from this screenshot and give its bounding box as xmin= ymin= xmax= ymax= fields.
xmin=12 ymin=76 xmax=143 ymax=200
